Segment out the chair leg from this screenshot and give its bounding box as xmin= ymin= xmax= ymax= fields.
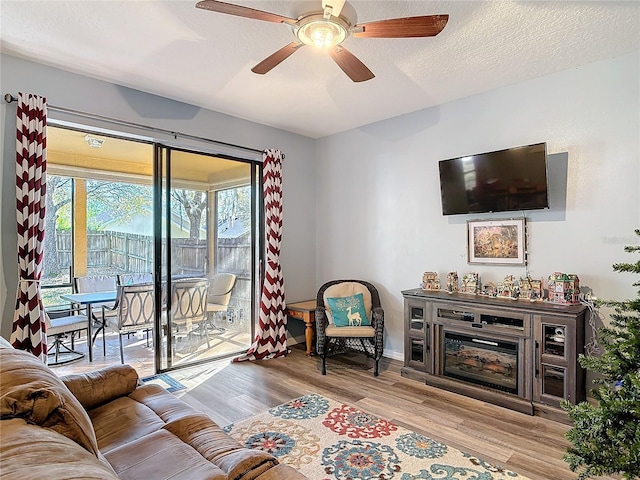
xmin=91 ymin=322 xmax=107 ymax=356
xmin=321 ymin=356 xmax=327 ymax=375
xmin=374 ymin=358 xmax=379 ymax=377
xmin=119 ymin=333 xmax=125 ymax=364
xmin=203 ymin=321 xmax=211 ymax=348
xmin=208 ymin=312 xmax=226 ymax=333
xmin=48 ymin=333 xmax=85 ymax=366
xmin=53 ymin=336 xmax=61 ymax=363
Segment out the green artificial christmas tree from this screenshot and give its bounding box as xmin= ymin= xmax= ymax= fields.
xmin=562 ymin=229 xmax=640 ymax=479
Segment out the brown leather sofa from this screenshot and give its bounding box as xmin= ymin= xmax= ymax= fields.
xmin=0 ymin=338 xmax=305 ymax=479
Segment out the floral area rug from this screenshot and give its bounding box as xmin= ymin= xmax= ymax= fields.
xmin=223 ymin=393 xmax=529 ymax=480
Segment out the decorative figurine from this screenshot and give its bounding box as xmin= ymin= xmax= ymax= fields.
xmin=460 ymin=272 xmax=480 ymax=294
xmin=551 ymin=327 xmax=566 ymax=343
xmin=482 ymin=282 xmax=497 ymax=297
xmin=446 ymin=271 xmax=459 ymax=293
xmin=421 ymin=272 xmax=441 ymax=291
xmin=547 ymin=272 xmax=580 ymax=304
xmin=496 ymin=275 xmax=518 ymax=299
xmin=519 ymin=276 xmax=544 ymax=301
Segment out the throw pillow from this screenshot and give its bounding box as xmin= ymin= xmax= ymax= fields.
xmin=326 ymin=293 xmax=370 ymax=327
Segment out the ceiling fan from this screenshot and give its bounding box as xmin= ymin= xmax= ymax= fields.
xmin=195 ymin=0 xmax=449 ymax=82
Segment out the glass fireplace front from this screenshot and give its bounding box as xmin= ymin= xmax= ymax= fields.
xmin=443 ymin=331 xmax=518 ymax=394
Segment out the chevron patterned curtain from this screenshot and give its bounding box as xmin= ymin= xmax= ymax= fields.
xmin=234 ymin=149 xmax=288 ymax=362
xmin=9 ymin=92 xmax=48 ymax=361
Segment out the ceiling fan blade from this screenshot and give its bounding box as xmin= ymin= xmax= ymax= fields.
xmin=196 ymin=0 xmax=297 ymax=25
xmin=252 ymin=42 xmax=305 ymax=75
xmin=353 ymin=15 xmax=449 ymax=38
xmin=328 ymin=46 xmax=375 ymax=83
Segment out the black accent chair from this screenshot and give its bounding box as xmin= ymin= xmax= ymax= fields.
xmin=315 ymin=279 xmax=385 ymax=376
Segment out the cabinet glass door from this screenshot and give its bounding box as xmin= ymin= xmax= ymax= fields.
xmin=541 ymin=364 xmax=566 ymax=399
xmin=437 ymin=308 xmax=475 ymax=323
xmin=543 ymin=325 xmax=566 ymax=357
xmin=410 ymin=338 xmax=424 ymax=363
xmin=410 ymin=306 xmax=425 ymax=331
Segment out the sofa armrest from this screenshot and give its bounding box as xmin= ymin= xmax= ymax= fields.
xmin=61 ymin=364 xmax=139 ymax=410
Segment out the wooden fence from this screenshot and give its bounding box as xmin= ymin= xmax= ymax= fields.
xmin=56 ymin=231 xmax=254 ymax=331
xmin=55 ymin=231 xmax=250 ymax=277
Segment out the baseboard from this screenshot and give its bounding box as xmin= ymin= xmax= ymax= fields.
xmin=288 ymin=334 xmax=403 ymax=362
xmin=382 ymin=349 xmax=403 ymax=362
xmin=287 ymin=334 xmax=304 ymax=347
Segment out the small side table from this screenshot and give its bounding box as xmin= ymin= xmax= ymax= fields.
xmin=285 ymin=300 xmax=316 ymax=356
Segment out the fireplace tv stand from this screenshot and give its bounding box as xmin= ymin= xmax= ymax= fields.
xmin=401 ymin=288 xmax=586 ymax=417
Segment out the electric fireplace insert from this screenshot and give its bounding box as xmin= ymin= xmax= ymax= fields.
xmin=443 ymin=331 xmax=519 ymax=394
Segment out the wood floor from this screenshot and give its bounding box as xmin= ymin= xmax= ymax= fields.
xmin=52 ymin=340 xmax=612 ymax=480
xmin=48 ymin=327 xmax=250 ymax=378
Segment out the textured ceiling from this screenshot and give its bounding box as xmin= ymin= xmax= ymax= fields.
xmin=1 ymin=1 xmax=639 ymax=138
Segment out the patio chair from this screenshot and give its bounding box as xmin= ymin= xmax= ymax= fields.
xmin=169 ymin=278 xmax=210 ymax=350
xmin=45 ymin=308 xmax=88 ymax=365
xmin=117 ymin=273 xmax=153 ymax=286
xmin=102 ymin=283 xmax=155 ymax=364
xmin=73 ymin=275 xmax=117 ymax=356
xmin=316 ymin=279 xmax=385 ymax=376
xmin=206 ymin=273 xmax=237 ymax=333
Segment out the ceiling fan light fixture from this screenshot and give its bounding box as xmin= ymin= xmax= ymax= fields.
xmin=295 ymin=14 xmax=349 ymax=48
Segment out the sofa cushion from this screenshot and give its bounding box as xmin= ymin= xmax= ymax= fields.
xmin=90 ymin=394 xmax=167 ymax=453
xmin=62 ymin=364 xmax=139 ymax=410
xmin=105 ymin=428 xmax=227 ymax=480
xmin=0 ymin=418 xmax=118 ymax=479
xmin=0 ymin=346 xmax=101 ymax=457
xmin=92 ymin=384 xmax=279 ymax=480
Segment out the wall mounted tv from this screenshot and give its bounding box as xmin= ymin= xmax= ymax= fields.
xmin=438 ymin=142 xmax=549 ymax=216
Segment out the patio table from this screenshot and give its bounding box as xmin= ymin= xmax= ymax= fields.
xmin=60 ymin=291 xmax=117 ymax=362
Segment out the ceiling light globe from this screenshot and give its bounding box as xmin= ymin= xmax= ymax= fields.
xmin=311 ymin=27 xmax=334 ymax=47
xmin=295 ymin=15 xmax=349 ymax=48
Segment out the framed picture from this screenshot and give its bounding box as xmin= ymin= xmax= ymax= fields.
xmin=467 ymin=218 xmax=526 ymax=265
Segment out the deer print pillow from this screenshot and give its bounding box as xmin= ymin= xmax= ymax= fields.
xmin=325 ymin=293 xmax=370 ymax=327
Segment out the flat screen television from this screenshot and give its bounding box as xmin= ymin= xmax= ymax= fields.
xmin=438 ymin=142 xmax=549 ymax=215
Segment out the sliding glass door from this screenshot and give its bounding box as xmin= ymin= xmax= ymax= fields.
xmin=45 ymin=125 xmax=260 ymax=373
xmin=155 ymin=146 xmax=260 ymax=371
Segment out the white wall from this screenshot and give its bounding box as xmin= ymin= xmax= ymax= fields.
xmin=0 ymin=53 xmax=316 ymax=340
xmin=2 ymin=52 xmax=638 ymax=359
xmin=315 ymin=52 xmax=640 ymax=360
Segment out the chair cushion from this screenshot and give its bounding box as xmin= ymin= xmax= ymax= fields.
xmin=325 ymin=325 xmax=376 ymax=337
xmin=46 ymin=313 xmax=88 ymax=337
xmin=207 ymin=274 xmax=236 ymax=305
xmin=76 ymin=276 xmax=117 ymax=317
xmin=76 ymin=275 xmax=117 ymax=293
xmin=325 ymin=293 xmax=370 ymax=327
xmin=323 ymin=282 xmax=372 ymax=325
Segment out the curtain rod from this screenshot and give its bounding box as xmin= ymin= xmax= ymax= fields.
xmin=3 ymin=93 xmax=271 ymax=158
